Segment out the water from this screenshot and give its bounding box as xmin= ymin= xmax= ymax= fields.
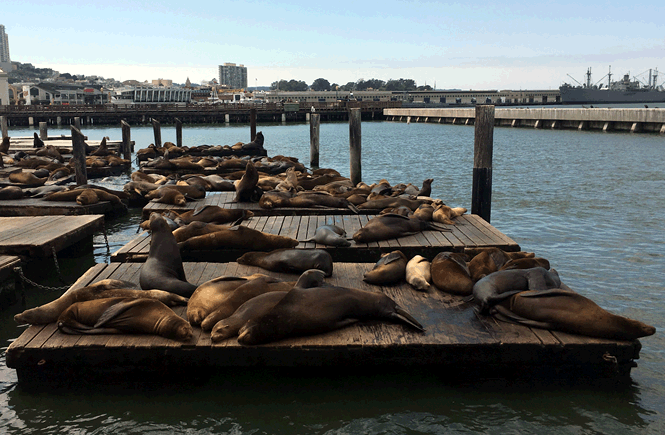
xmin=1 ymin=120 xmax=664 ymax=434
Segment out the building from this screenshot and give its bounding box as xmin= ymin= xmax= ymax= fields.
xmin=218 ymin=63 xmax=247 ymax=89
xmin=0 ymin=25 xmax=11 ymax=73
xmin=152 ymin=78 xmax=173 ymax=87
xmin=23 ymin=82 xmax=109 ymax=105
xmin=115 ymin=85 xmax=191 ymax=104
xmin=0 ymin=67 xmax=9 ymax=105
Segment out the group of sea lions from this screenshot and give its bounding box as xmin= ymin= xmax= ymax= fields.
xmin=360 ymin=247 xmax=656 ymax=341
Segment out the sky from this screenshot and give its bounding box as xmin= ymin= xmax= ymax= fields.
xmin=2 ymin=0 xmax=664 ymax=90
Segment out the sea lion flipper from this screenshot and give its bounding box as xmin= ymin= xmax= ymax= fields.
xmin=392 ymin=306 xmax=425 ymax=332
xmin=192 ymin=204 xmax=212 ymax=216
xmin=518 ymin=289 xmax=578 ymax=298
xmin=94 ymin=299 xmax=146 ymax=328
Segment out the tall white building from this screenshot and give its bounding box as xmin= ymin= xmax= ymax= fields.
xmin=0 ymin=25 xmax=10 ymax=64
xmin=218 ymin=63 xmax=247 ymax=89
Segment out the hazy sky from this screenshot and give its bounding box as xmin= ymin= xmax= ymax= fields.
xmin=2 ymin=0 xmax=664 ymax=89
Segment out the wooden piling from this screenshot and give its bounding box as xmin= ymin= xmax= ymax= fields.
xmin=151 ymin=118 xmax=162 ymax=147
xmin=349 ymin=108 xmax=362 ymax=186
xmin=39 ymin=122 xmax=48 ymax=141
xmin=310 ymin=113 xmax=320 ymax=168
xmin=121 ymin=120 xmax=132 ymax=161
xmin=472 ymin=105 xmax=494 ymax=223
xmin=250 ymin=108 xmax=257 ymax=141
xmin=0 ymin=116 xmax=7 ymax=139
xmin=175 ymin=118 xmax=183 ymax=148
xmin=73 ymin=117 xmax=81 ymax=130
xmin=71 ymin=126 xmax=88 ymax=186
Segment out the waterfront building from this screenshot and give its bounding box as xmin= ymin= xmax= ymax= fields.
xmin=218 ymin=63 xmax=247 ymax=89
xmin=0 ymin=67 xmax=8 ymax=105
xmin=23 ymin=82 xmax=109 ymax=105
xmin=115 ymin=85 xmax=191 ymax=104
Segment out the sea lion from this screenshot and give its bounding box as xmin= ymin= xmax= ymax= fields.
xmin=0 ymin=136 xmax=9 ymax=154
xmin=57 ymin=297 xmax=193 ymax=341
xmin=472 ymin=267 xmax=562 ymax=315
xmin=259 ymin=191 xmax=358 ymax=212
xmin=234 ymin=160 xmax=261 ymax=202
xmin=186 ymin=275 xmax=257 ymax=326
xmin=357 ymin=197 xmax=426 ymax=211
xmin=140 ymin=213 xmax=198 ymax=297
xmin=172 ymin=221 xmax=230 ymax=243
xmin=33 ymin=132 xmax=44 ymax=148
xmin=413 ymin=203 xmax=435 ymax=221
xmin=76 ymin=188 xmax=100 ymax=205
xmin=237 ymin=270 xmax=424 ymax=345
xmin=430 ymin=251 xmax=474 ymax=296
xmin=466 ymin=248 xmax=536 ymax=282
xmin=13 ymin=278 xmax=188 ymax=325
xmin=8 ymin=171 xmax=47 ymax=186
xmin=492 ymin=285 xmax=656 ymax=341
xmin=174 ymin=205 xmax=253 ymax=225
xmin=177 ymin=225 xmax=299 ymax=252
xmin=304 ymin=224 xmax=351 ymax=247
xmin=363 ymin=250 xmax=408 ymax=285
xmin=200 ymin=275 xmax=297 ymax=331
xmin=35 ymin=145 xmax=64 ymax=163
xmin=242 ymin=131 xmax=265 ymax=151
xmin=418 ymin=178 xmax=433 ymax=197
xmin=499 ymin=257 xmax=551 ymax=271
xmin=237 ymin=248 xmax=334 ymax=276
xmin=405 ymin=255 xmax=432 ymax=291
xmin=432 ymin=204 xmax=467 ymax=224
xmin=210 ymin=291 xmax=288 ymax=342
xmin=0 ymin=186 xmax=24 ymax=200
xmin=352 ymin=214 xmax=450 ymax=243
xmin=90 ymin=137 xmax=112 ymax=156
xmin=156 ymin=183 xmax=206 ymax=200
xmin=146 ymin=187 xmax=187 ymax=206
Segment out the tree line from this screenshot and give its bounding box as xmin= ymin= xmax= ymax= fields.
xmin=270 ymin=78 xmax=433 ymax=92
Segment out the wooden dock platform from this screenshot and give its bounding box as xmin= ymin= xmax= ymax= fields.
xmin=0 ymin=197 xmax=127 ymax=218
xmin=113 ymin=213 xmax=520 ymax=263
xmin=5 ymin=261 xmax=642 ymax=383
xmin=0 ymin=215 xmax=104 ymax=259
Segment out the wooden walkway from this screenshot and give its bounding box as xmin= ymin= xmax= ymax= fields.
xmin=142 ymin=191 xmax=370 ymax=219
xmin=112 ymin=214 xmax=520 ymax=263
xmin=6 ymin=262 xmax=641 ymax=382
xmin=0 ymin=215 xmax=104 ymax=258
xmin=0 ymin=197 xmax=128 ymax=217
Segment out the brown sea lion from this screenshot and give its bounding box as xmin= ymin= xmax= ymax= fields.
xmin=430 ymin=251 xmax=474 ymax=296
xmin=413 ymin=203 xmax=435 ymax=221
xmin=8 ymin=171 xmax=47 ymax=186
xmin=186 ymin=275 xmax=256 ymax=326
xmin=140 ymin=213 xmax=198 ymax=297
xmin=0 ymin=136 xmax=10 ymax=154
xmin=418 ymin=178 xmax=433 ymax=197
xmin=158 ymin=184 xmax=206 ymax=200
xmin=76 ymin=188 xmax=100 ymax=205
xmin=363 ymin=250 xmax=408 ymax=285
xmin=241 ymin=131 xmax=265 ymax=151
xmin=33 ymin=132 xmax=44 ymax=148
xmin=467 ymin=248 xmax=536 ymax=282
xmin=358 ymin=197 xmax=427 ymax=211
xmin=493 ymin=285 xmax=656 ymax=341
xmin=172 ymin=221 xmax=230 ymax=243
xmin=352 ymin=214 xmax=450 ymax=243
xmin=13 ymin=278 xmax=188 ymax=325
xmin=57 ymin=297 xmax=193 ymax=341
xmin=35 ymin=145 xmax=64 ymax=163
xmin=237 ymin=270 xmax=424 ymax=345
xmin=174 ymin=205 xmax=253 ymax=225
xmin=91 ymin=137 xmax=112 ymax=156
xmin=0 ymin=186 xmax=24 ymax=200
xmin=234 ymin=160 xmax=260 ymax=202
xmin=210 ymin=291 xmax=288 ymax=342
xmin=499 ymin=257 xmax=551 ymax=271
xmin=177 ymin=225 xmax=299 ymax=252
xmin=237 ymin=248 xmax=334 ymax=276
xmin=432 ymin=204 xmax=467 ymax=224
xmin=472 ymin=267 xmax=562 ymax=315
xmin=146 ymin=187 xmax=187 ymax=206
xmin=199 ymin=275 xmax=297 ymax=331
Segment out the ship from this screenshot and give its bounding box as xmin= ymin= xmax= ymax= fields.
xmin=559 ymin=67 xmax=665 ymax=104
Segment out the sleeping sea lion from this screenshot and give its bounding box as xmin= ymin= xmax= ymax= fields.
xmin=430 ymin=251 xmax=474 ymax=296
xmin=304 ymin=224 xmax=351 ymax=247
xmin=177 ymin=225 xmax=299 ymax=252
xmin=237 ymin=270 xmax=424 ymax=345
xmin=352 ymin=214 xmax=450 ymax=243
xmin=363 ymin=250 xmax=408 ymax=285
xmin=57 ymin=297 xmax=193 ymax=341
xmin=405 ymin=255 xmax=432 ymax=291
xmin=237 ymin=248 xmax=333 ymax=276
xmin=186 ymin=275 xmax=258 ymax=326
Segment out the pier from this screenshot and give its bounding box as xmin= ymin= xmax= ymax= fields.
xmin=385 ymin=107 xmax=665 ymax=133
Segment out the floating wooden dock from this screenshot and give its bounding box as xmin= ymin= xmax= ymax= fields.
xmin=0 ymin=196 xmax=127 ymax=217
xmin=0 ymin=215 xmax=104 ymax=259
xmin=5 ymin=261 xmax=642 ymax=383
xmin=113 ymin=213 xmax=519 ymax=263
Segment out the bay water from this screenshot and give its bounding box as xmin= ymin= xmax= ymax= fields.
xmin=0 ymin=119 xmax=663 ymax=434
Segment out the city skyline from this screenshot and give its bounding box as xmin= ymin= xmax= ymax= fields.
xmin=1 ymin=1 xmax=664 ymax=90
